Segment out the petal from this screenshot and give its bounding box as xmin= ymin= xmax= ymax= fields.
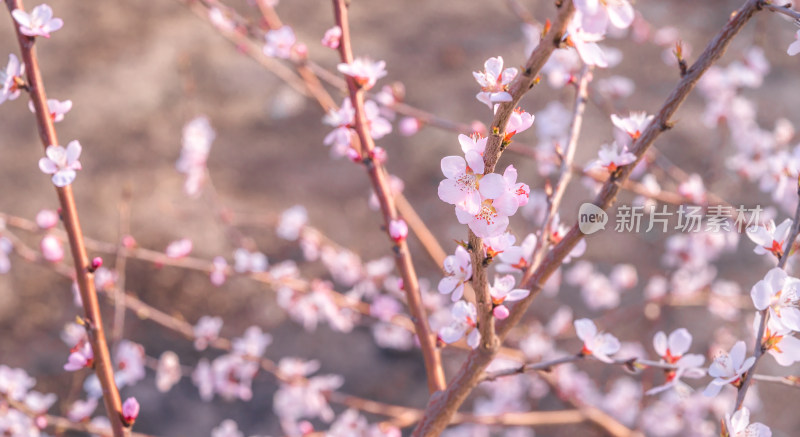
xmin=441 ymin=156 xmax=466 ymax=179
xmin=465 ymin=150 xmax=485 ymax=175
xmin=478 ymin=173 xmax=506 ymax=199
xmin=729 ymin=341 xmax=747 ymax=369
xmin=438 ymin=179 xmax=465 ymax=206
xmin=440 ymin=326 xmax=465 ymax=344
xmin=52 ymin=170 xmax=76 ymax=187
xmin=466 ymin=329 xmax=481 ymax=349
xmin=505 ymin=288 xmax=530 ymax=301
xmin=778 ymin=307 xmax=800 ymax=331
xmin=750 ymin=279 xmax=771 ymax=310
xmin=668 ymin=328 xmax=692 ymax=357
xmin=653 ymin=331 xmax=667 ymax=357
xmin=38 ymin=158 xmax=57 ymax=174
xmin=11 ymin=9 xmax=31 ymax=28
xmin=574 ymin=318 xmax=597 ymax=342
xmin=493 ymin=193 xmax=519 ymax=217
xmin=437 ymin=276 xmax=459 ymax=294
xmin=606 ymin=1 xmax=634 ymax=29
xmin=66 ymin=140 xmax=82 ymax=163
xmin=702 ymin=380 xmax=725 ymax=397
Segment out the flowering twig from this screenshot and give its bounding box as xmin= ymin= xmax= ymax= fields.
xmin=414 ymin=1 xmax=764 ymax=434
xmin=331 ymin=0 xmax=445 ymax=393
xmin=4 ymin=1 xmax=128 ymax=435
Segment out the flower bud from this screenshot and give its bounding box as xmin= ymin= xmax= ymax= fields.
xmin=388 ymin=219 xmax=408 ymax=243
xmin=122 ymin=397 xmax=140 ymax=426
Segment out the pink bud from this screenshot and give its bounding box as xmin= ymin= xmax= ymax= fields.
xmin=321 ymin=26 xmax=342 ymax=49
xmin=165 ymin=238 xmax=193 ymax=259
xmin=299 ymin=420 xmax=314 ymax=434
xmin=122 ymin=397 xmax=140 ymax=425
xmin=90 ymin=257 xmax=103 ymax=271
xmin=399 ymin=117 xmax=421 ymax=136
xmin=294 ymin=42 xmax=308 ymax=59
xmin=388 ymin=219 xmax=408 ymax=242
xmin=346 ymin=147 xmax=362 ymax=163
xmin=35 ymin=209 xmax=59 ymax=229
xmin=40 ymin=235 xmax=64 ymax=263
xmin=493 ymin=305 xmax=510 ymax=320
xmin=371 ymin=146 xmax=387 ymax=164
xmin=35 ymin=415 xmax=47 ymax=429
xmin=122 ymin=235 xmax=137 ymax=248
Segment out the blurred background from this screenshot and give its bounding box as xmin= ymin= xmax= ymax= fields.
xmin=0 ymin=0 xmax=799 ymax=435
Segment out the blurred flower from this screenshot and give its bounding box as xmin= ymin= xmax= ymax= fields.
xmin=40 ymin=234 xmax=63 ymax=262
xmin=439 ymin=300 xmax=480 ymax=349
xmin=194 ymin=316 xmax=223 ymax=351
xmin=38 ymin=141 xmax=82 ymax=187
xmin=725 ymin=407 xmax=772 ymax=437
xmin=121 ymin=397 xmax=139 ymax=425
xmin=0 ymin=54 xmax=25 ymax=104
xmin=703 ymin=341 xmax=754 ymax=397
xmin=611 ymin=112 xmax=653 ymax=140
xmin=263 ymin=26 xmax=296 ymax=59
xmin=12 ymin=4 xmax=63 ymax=38
xmin=165 ymin=238 xmax=192 ymax=259
xmin=156 ymin=351 xmax=181 ymax=393
xmin=575 ymin=318 xmax=620 ymax=362
xmin=586 ymin=142 xmax=635 ymax=173
xmin=337 ymin=57 xmax=387 ymax=90
xmin=64 ymin=341 xmax=93 ymax=371
xmin=322 ymin=25 xmax=341 ymax=49
xmin=28 ymin=98 xmax=72 ymax=122
xmin=438 ymin=246 xmax=472 ymax=301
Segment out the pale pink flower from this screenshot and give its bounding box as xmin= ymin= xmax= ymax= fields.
xmin=67 ymin=397 xmax=97 ymax=422
xmin=388 ymin=219 xmax=408 ymax=242
xmin=703 ymin=341 xmax=755 ymax=397
xmin=439 ymin=300 xmax=481 ymax=349
xmin=438 ymin=152 xmax=486 ymax=215
xmin=497 ymin=233 xmax=537 ymax=273
xmin=115 ymin=340 xmax=146 ymax=388
xmin=64 ymin=341 xmax=93 ymax=371
xmin=611 ymin=112 xmax=653 ymax=140
xmin=0 ymin=54 xmax=25 ymax=104
xmin=645 ymin=328 xmax=706 ymax=395
xmin=35 ymin=209 xmax=59 ymax=229
xmin=193 ymin=316 xmax=223 ymax=350
xmin=399 ymin=116 xmax=421 ymax=136
xmin=678 ymin=173 xmax=706 ymax=204
xmin=155 ymin=351 xmax=181 ymax=393
xmin=208 ymin=8 xmax=235 ymax=31
xmin=438 ymin=246 xmax=472 ymax=301
xmin=40 ymin=234 xmax=63 ymax=262
xmin=364 ymin=100 xmax=392 ymax=139
xmin=483 ymin=231 xmax=515 ymax=259
xmin=232 ymin=325 xmax=272 ymax=357
xmin=24 ymin=390 xmax=56 ymax=414
xmin=788 ymin=30 xmax=800 ymax=56
xmin=28 ymin=98 xmax=72 ymax=122
xmin=212 ymin=420 xmax=244 ymax=437
xmin=550 ymin=214 xmax=586 ymax=263
xmin=233 ymin=248 xmax=268 ymax=273
xmin=610 ymin=264 xmax=638 ymax=289
xmin=12 ymin=4 xmax=63 ymax=38
xmin=121 ymin=397 xmax=139 ymax=424
xmin=489 ymin=275 xmax=530 ymax=319
xmin=566 ymin=15 xmax=608 ymax=67
xmin=263 ymin=26 xmax=296 ymax=59
xmin=165 ymin=238 xmax=192 ymax=259
xmin=0 ymin=237 xmax=12 ymax=274
xmin=575 ymin=318 xmax=620 ymax=363
xmin=192 ymin=359 xmax=214 ymax=401
xmin=751 ymin=267 xmax=800 ymax=331
xmin=473 ymin=56 xmax=517 ymax=109
xmin=38 ymin=141 xmax=82 ymax=187
xmin=0 ymin=365 xmax=36 ymax=401
xmin=176 ymin=116 xmax=215 ymax=196
xmin=725 ymin=407 xmax=772 ymax=437
xmin=210 ymin=256 xmax=228 ymax=286
xmin=337 ymin=57 xmax=387 ymax=90
xmin=574 ymin=0 xmax=634 ymax=34
xmin=756 ymin=313 xmax=800 ymax=367
xmin=653 ymin=328 xmax=693 ymax=362
xmin=323 ymin=99 xmax=355 ymax=156
xmin=746 ymin=219 xmax=792 ymax=258
xmin=453 ymin=166 xmax=526 ymax=239
xmin=277 ymin=205 xmax=308 ymax=241
xmin=586 ymin=142 xmax=636 ymax=172
xmin=322 ymin=26 xmax=342 ymax=49
xmin=504 ymin=108 xmax=535 ymax=141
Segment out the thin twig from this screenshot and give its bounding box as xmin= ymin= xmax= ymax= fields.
xmin=4 ymin=1 xmax=128 ymax=435
xmin=112 ymin=189 xmax=132 ymax=347
xmin=760 ymin=1 xmax=800 ymax=23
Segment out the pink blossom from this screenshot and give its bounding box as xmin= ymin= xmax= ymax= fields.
xmin=176 ymin=116 xmax=215 ymax=196
xmin=438 ymin=246 xmax=472 ymax=301
xmin=751 ymin=267 xmax=800 ymax=331
xmin=323 ymin=99 xmax=355 ymax=157
xmin=504 ymin=108 xmax=535 ymax=141
xmin=575 ymin=318 xmax=620 ymax=362
xmin=725 ymin=407 xmax=772 ymax=437
xmin=67 ymin=397 xmax=97 ymax=422
xmin=746 ymin=218 xmax=792 ymax=258
xmin=208 ymin=8 xmax=235 ymax=31
xmin=497 ymin=233 xmax=537 ymax=273
xmin=399 ymin=117 xmax=421 ymax=136
xmin=64 ymin=341 xmax=93 ymax=371
xmin=277 ymin=205 xmax=308 ymax=241
xmin=337 ymin=57 xmax=387 ymax=90
xmin=24 ymin=390 xmax=56 ymax=415
xmin=233 ymin=248 xmax=268 ymax=273
xmin=788 ymin=30 xmax=800 ymax=56
xmin=0 ymin=365 xmax=36 ymax=401
xmin=322 ymin=26 xmax=342 ymax=49
xmin=611 ymin=112 xmax=653 ymax=140
xmin=193 ymin=316 xmax=223 ymax=351
xmin=165 ymin=238 xmax=192 ymax=259
xmin=192 ymin=359 xmax=214 ymax=401
xmin=439 ymin=300 xmax=481 ymax=349
xmin=483 ymin=231 xmax=515 ymax=259
xmin=0 ymin=54 xmax=25 ymax=104
xmin=388 ymin=219 xmax=408 ymax=242
xmin=155 ymin=351 xmax=181 ymax=393
xmin=364 ymin=100 xmax=392 ymax=139
xmin=232 ymin=325 xmax=272 ymax=357
xmin=489 ymin=275 xmax=530 ymax=319
xmin=212 ymin=420 xmax=244 ymax=437
xmin=38 ymin=141 xmax=82 ymax=187
xmin=263 ymin=26 xmax=296 ymax=59
xmin=653 ymin=328 xmax=693 ymax=362
xmin=566 ymin=14 xmax=608 ymax=67
xmin=574 ymin=0 xmax=634 ymax=34
xmin=438 ymin=153 xmax=486 ymax=215
xmin=610 ymin=264 xmax=638 ymax=289
xmin=121 ymin=397 xmax=139 ymax=424
xmin=586 ymin=142 xmax=636 ymax=173
xmin=678 ymin=173 xmax=706 ymax=204
xmin=473 ymin=56 xmax=517 ymax=109
xmin=115 ymin=340 xmax=146 ymax=388
xmin=12 ymin=4 xmax=63 ymax=38
xmin=703 ymin=341 xmax=755 ymax=397
xmin=757 ymin=313 xmax=800 ymax=367
xmin=40 ymin=234 xmax=63 ymax=262
xmin=210 ymin=256 xmax=228 ymax=286
xmin=28 ymin=98 xmax=72 ymax=122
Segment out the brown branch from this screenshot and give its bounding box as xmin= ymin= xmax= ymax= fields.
xmin=4 ymin=2 xmax=128 ymax=435
xmin=413 ymin=0 xmax=764 ymax=434
xmin=331 ymin=0 xmax=445 ymax=393
xmin=760 ymin=1 xmax=800 ymax=22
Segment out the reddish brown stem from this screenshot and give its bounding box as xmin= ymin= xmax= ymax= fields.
xmin=331 ymin=0 xmax=446 ymax=393
xmin=4 ymin=2 xmax=128 ymax=436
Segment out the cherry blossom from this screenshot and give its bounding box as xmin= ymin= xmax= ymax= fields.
xmin=273 ymin=359 xmax=343 ymax=435
xmin=176 ymin=116 xmax=215 ymax=196
xmin=38 ymin=140 xmax=82 ymax=187
xmin=40 ymin=234 xmax=63 ymax=262
xmin=12 ymin=4 xmax=63 ymax=38
xmin=750 ymin=267 xmax=800 ymax=331
xmin=121 ymin=397 xmax=139 ymax=425
xmin=438 ymin=246 xmax=472 ymax=301
xmin=232 ymin=325 xmax=272 ymax=358
xmin=67 ymin=398 xmax=97 ymax=422
xmin=263 ymin=26 xmax=296 ymax=59
xmin=0 ymin=365 xmax=36 ymax=401
xmin=725 ymin=407 xmax=772 ymax=437
xmin=23 ymin=390 xmax=56 ymax=415
xmin=483 ymin=231 xmax=515 ymax=259
xmin=165 ymin=238 xmax=193 ymax=258
xmin=233 ymin=248 xmax=268 ymax=273
xmin=155 ymin=351 xmax=181 ymax=393
xmin=115 ymin=340 xmax=146 ymax=388
xmin=746 ymin=218 xmax=792 ymax=258
xmin=438 ymin=154 xmax=486 ymax=215
xmin=439 ymin=300 xmax=481 ymax=349
xmin=703 ymin=341 xmax=755 ymax=397
xmin=574 ymin=318 xmax=620 ymax=363
xmin=756 ymin=313 xmax=800 ymax=367
xmin=210 ymin=256 xmax=228 ymax=286
xmin=497 ymin=233 xmax=537 ymax=273
xmin=574 ymin=0 xmax=634 ymax=34
xmin=337 ymin=57 xmax=387 ymax=90
xmin=193 ymin=315 xmax=223 ymax=350
xmin=399 ymin=116 xmax=421 ymax=136
xmin=678 ymin=173 xmax=707 ymax=204
xmin=566 ymin=14 xmax=608 ymax=67
xmin=277 ymin=205 xmax=308 ymax=241
xmin=646 ymin=329 xmax=706 ymax=395
xmin=586 ymin=142 xmax=636 ymax=173
xmin=503 ymin=108 xmax=535 ymax=141
xmin=473 ymin=56 xmax=517 ymax=109
xmin=611 ymin=111 xmax=653 ymax=140
xmin=0 ymin=54 xmax=25 ymax=104
xmin=364 ymin=100 xmax=392 ymax=139
xmin=788 ymin=30 xmax=800 ymax=56
xmin=28 ymin=98 xmax=72 ymax=122
xmin=388 ymin=219 xmax=408 ymax=242
xmin=322 ymin=26 xmax=342 ymax=49
xmin=322 ymin=98 xmax=355 ymax=157
xmin=550 ymin=214 xmax=587 ymax=263
xmin=63 ymin=341 xmax=93 ymax=371
xmin=489 ymin=275 xmax=530 ymax=319
xmin=453 ymin=165 xmax=527 ymax=238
